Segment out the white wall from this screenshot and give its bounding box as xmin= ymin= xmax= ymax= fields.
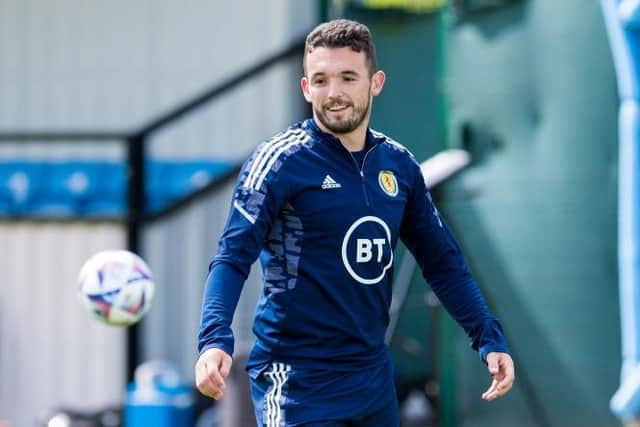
xmin=0 ymin=222 xmax=127 ymax=426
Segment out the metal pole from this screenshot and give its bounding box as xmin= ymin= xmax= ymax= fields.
xmin=126 ymin=134 xmax=146 ymax=382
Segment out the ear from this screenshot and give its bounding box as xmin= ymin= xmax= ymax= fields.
xmin=300 ymin=77 xmax=312 ymax=103
xmin=370 ymin=70 xmax=386 ymax=97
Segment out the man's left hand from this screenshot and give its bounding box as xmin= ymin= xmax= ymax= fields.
xmin=481 ymin=352 xmax=515 ymax=401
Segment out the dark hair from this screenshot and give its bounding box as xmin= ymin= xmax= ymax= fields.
xmin=304 ymin=19 xmax=378 ymax=76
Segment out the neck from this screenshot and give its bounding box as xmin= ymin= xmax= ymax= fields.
xmin=337 ymin=126 xmax=368 ymax=152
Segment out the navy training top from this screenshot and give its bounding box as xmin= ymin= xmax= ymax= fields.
xmin=198 ymin=118 xmax=509 ymax=371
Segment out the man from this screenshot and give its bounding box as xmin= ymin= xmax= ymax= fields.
xmin=196 ymin=19 xmax=514 ymax=426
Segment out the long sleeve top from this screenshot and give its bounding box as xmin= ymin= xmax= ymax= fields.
xmin=198 ymin=118 xmax=509 ymax=372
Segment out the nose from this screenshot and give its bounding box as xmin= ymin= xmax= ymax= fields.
xmin=327 ymin=80 xmax=344 ymax=99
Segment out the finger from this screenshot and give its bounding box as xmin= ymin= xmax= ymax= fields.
xmin=487 ymin=358 xmax=499 ymax=375
xmin=483 ymin=374 xmax=514 ymax=401
xmin=196 ymin=361 xmax=219 ymax=398
xmin=206 ymin=359 xmax=226 ymax=390
xmin=496 ymin=369 xmax=515 ymax=394
xmin=219 ymin=354 xmax=233 ymax=379
xmin=482 ymin=379 xmax=499 ymax=400
xmin=207 ymin=363 xmax=226 ymax=390
xmin=482 ymin=389 xmax=501 ymax=401
xmin=506 ymin=360 xmax=515 ymax=383
xmin=494 ymin=355 xmax=515 ymax=391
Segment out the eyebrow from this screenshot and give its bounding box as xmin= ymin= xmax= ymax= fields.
xmin=310 ymin=70 xmax=360 ymax=80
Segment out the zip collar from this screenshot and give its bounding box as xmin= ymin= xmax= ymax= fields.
xmin=302 ymin=118 xmax=385 ymax=151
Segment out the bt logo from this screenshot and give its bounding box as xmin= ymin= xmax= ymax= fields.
xmin=341 ymin=216 xmax=393 ymax=285
xmin=356 ymin=239 xmax=386 ymax=263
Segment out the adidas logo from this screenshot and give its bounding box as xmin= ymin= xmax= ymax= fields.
xmin=321 ymin=175 xmax=342 ymax=190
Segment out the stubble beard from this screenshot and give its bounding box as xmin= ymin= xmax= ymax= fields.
xmin=315 ymin=96 xmax=371 ymax=135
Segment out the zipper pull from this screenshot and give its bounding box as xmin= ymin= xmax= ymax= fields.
xmin=360 ymin=171 xmax=364 ymax=177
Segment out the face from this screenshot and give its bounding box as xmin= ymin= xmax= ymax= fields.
xmin=301 ymin=47 xmax=385 ymax=135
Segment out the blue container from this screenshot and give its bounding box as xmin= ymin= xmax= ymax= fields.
xmin=125 ymin=361 xmax=196 ymax=427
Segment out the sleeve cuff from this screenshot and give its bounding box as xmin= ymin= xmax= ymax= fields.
xmin=199 ymin=342 xmax=234 ymax=358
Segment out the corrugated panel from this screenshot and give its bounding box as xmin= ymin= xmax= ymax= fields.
xmin=0 ymin=222 xmax=127 ymax=426
xmin=0 ymin=0 xmax=315 ymax=132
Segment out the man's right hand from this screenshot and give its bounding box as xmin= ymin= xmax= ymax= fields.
xmin=195 ymin=347 xmax=233 ymax=400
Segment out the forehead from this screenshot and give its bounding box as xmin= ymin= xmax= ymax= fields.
xmin=305 ymin=46 xmax=368 ymax=75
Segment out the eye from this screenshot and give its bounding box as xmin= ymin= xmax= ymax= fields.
xmin=343 ymin=76 xmax=356 ymax=82
xmin=313 ymin=78 xmax=326 ymax=85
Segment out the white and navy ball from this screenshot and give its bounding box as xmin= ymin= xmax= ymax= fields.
xmin=77 ymin=250 xmax=155 ymax=326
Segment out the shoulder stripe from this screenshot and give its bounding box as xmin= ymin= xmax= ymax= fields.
xmin=252 ymin=132 xmax=309 ymax=191
xmin=233 ymin=200 xmax=256 ymax=224
xmin=244 ymin=129 xmax=302 ymax=189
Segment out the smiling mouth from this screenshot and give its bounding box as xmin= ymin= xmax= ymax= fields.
xmin=326 ymin=105 xmax=351 ymax=113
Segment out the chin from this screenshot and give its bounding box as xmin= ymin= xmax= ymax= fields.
xmin=330 ymin=125 xmax=358 ymax=134
xmin=327 ymin=117 xmax=354 ymax=129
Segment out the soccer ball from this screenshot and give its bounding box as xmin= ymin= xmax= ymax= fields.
xmin=77 ymin=250 xmax=155 ymax=326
